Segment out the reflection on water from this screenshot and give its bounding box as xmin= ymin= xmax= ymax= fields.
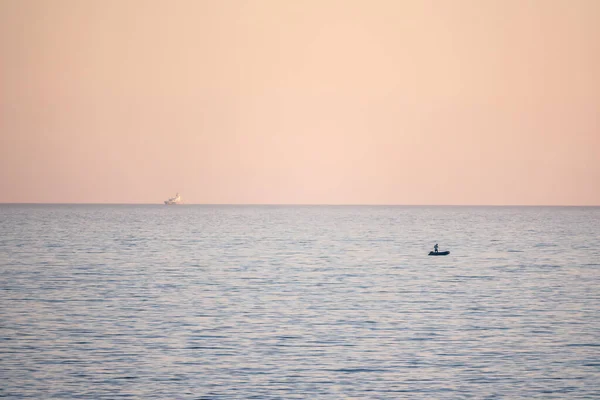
xmin=1 ymin=205 xmax=599 ymax=398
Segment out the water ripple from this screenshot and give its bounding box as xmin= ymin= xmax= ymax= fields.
xmin=1 ymin=205 xmax=599 ymax=399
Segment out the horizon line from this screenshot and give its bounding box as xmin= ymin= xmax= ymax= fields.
xmin=1 ymin=202 xmax=599 ymax=207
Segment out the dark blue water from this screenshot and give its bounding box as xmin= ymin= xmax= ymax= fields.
xmin=1 ymin=205 xmax=599 ymax=398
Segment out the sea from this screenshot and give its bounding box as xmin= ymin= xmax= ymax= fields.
xmin=1 ymin=205 xmax=599 ymax=399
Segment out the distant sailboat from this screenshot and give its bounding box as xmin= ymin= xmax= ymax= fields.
xmin=164 ymin=193 xmax=183 ymax=205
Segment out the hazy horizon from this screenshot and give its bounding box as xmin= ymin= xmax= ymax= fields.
xmin=1 ymin=202 xmax=599 ymax=207
xmin=1 ymin=0 xmax=599 ymax=206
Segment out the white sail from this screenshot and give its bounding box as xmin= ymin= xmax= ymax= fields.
xmin=164 ymin=193 xmax=183 ymax=205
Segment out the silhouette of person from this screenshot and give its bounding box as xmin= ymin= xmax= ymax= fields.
xmin=434 ymin=243 xmax=439 ymax=253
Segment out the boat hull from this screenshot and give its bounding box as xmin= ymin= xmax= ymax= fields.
xmin=164 ymin=193 xmax=182 ymax=204
xmin=428 ymin=251 xmax=450 ymax=256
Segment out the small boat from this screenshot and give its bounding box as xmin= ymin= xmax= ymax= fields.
xmin=428 ymin=251 xmax=450 ymax=256
xmin=164 ymin=193 xmax=183 ymax=205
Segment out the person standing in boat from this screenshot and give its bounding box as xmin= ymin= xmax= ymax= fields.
xmin=434 ymin=243 xmax=439 ymax=253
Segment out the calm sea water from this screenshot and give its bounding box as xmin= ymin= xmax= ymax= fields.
xmin=1 ymin=205 xmax=599 ymax=399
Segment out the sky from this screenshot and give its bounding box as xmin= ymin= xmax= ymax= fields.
xmin=0 ymin=0 xmax=598 ymax=205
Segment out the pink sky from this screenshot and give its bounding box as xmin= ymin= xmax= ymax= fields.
xmin=1 ymin=0 xmax=598 ymax=205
